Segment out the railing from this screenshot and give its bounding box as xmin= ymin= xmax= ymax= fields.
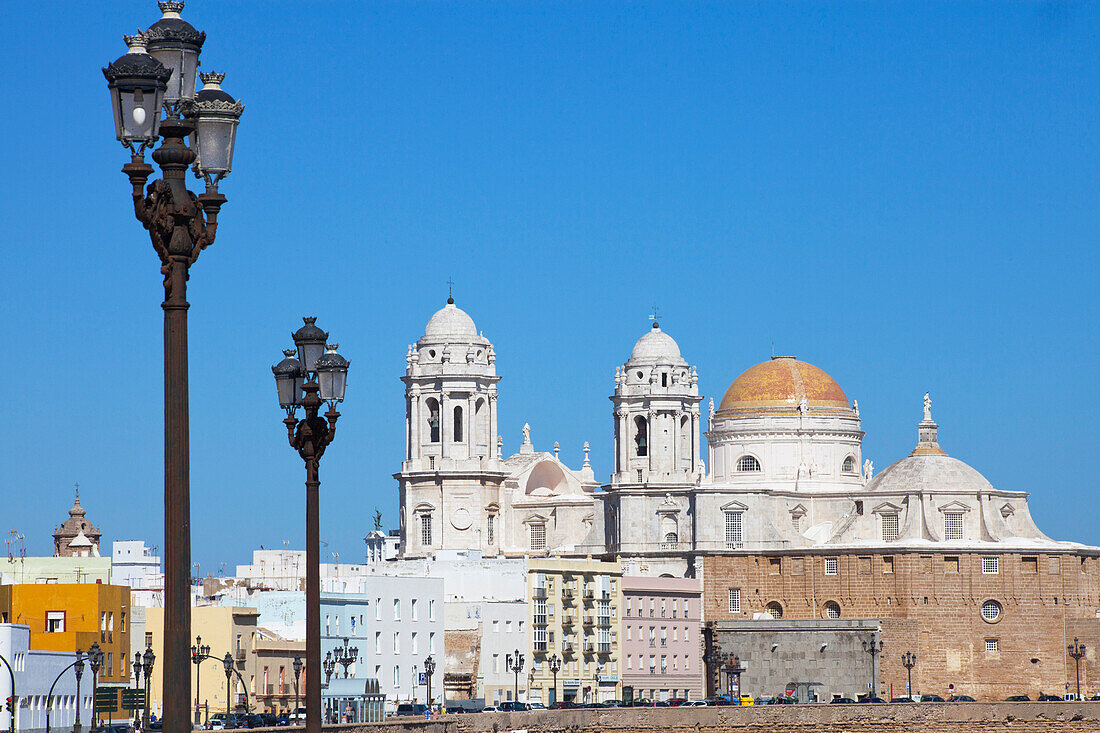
xmin=561 ymin=588 xmax=574 ymax=599
xmin=583 ymin=588 xmax=594 ymax=599
xmin=583 ymin=615 xmax=595 ymax=626
xmin=561 ymin=642 xmax=574 ymax=653
xmin=236 ymin=648 xmax=246 ymax=661
xmin=598 ymin=643 xmax=612 ymax=654
xmin=562 ymin=614 xmax=576 ymax=626
xmin=597 ymin=616 xmax=611 ymax=627
xmin=584 ymin=642 xmax=595 ymax=653
xmin=534 ymin=615 xmax=548 ymax=626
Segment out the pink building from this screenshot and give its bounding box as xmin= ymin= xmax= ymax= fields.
xmin=620 ymin=576 xmax=704 ymax=702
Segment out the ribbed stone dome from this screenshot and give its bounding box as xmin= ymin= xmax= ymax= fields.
xmin=865 ymin=454 xmax=995 ymax=494
xmin=424 ymin=300 xmax=478 ymax=339
xmin=628 ymin=323 xmax=685 ymax=363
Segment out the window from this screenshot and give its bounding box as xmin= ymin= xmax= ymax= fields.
xmin=487 ymin=514 xmax=495 ymax=544
xmin=635 ymin=417 xmax=648 ymax=457
xmin=944 ymin=556 xmax=960 ymax=573
xmin=648 ymin=627 xmax=655 ymax=647
xmin=626 ymin=626 xmax=632 ymax=641
xmin=411 ymin=632 xmax=419 ymax=654
xmin=429 ymin=599 xmax=435 ymax=621
xmin=430 ymin=632 xmax=436 ymax=653
xmin=393 ymin=665 xmax=400 ymax=688
xmin=859 ymin=556 xmax=871 ymax=574
xmin=660 ymin=600 xmax=666 ymax=617
xmin=765 ymin=602 xmax=783 ymax=619
xmin=944 ymin=512 xmax=964 ymax=541
xmin=824 ymin=557 xmax=838 ymax=575
xmin=842 ymin=456 xmax=856 ymax=474
xmin=393 ymin=599 xmax=401 ymax=620
xmin=421 ymin=514 xmax=432 ymax=546
xmin=411 ymin=598 xmax=418 ymax=621
xmin=728 ymin=588 xmax=740 ymax=614
xmin=881 ymin=514 xmax=899 ymax=542
xmin=769 ymin=558 xmax=781 ymax=575
xmin=1022 ymin=556 xmax=1038 ymax=573
xmin=374 ymin=632 xmax=381 ymax=654
xmin=426 ymin=398 xmax=440 ymax=442
xmin=45 ymin=611 xmax=65 ymax=633
xmin=660 ymin=627 xmax=667 ymax=647
xmin=982 ymin=557 xmax=999 ymax=574
xmin=724 ymin=511 xmax=743 ymax=549
xmin=883 ymin=556 xmax=894 ymax=574
xmin=985 ymin=639 xmax=998 ymax=652
xmin=661 ymin=372 xmax=668 ymax=387
xmin=626 ymin=598 xmax=632 ymax=617
xmin=530 ymin=524 xmax=546 ymax=551
xmin=824 ymin=602 xmax=841 ymax=619
xmin=663 ymin=532 xmax=678 ymax=548
xmin=453 ymin=405 xmax=463 ymax=442
xmin=981 ymin=600 xmax=1002 ymax=622
xmin=393 ymin=632 xmax=400 ymax=653
xmin=736 ymin=455 xmax=761 ymax=472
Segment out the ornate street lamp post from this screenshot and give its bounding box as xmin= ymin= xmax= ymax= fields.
xmin=423 ymin=656 xmax=436 ymax=713
xmin=102 ymin=7 xmax=243 ymax=733
xmin=87 ymin=643 xmax=103 ymax=733
xmin=133 ymin=653 xmax=144 ymax=731
xmin=333 ymin=639 xmax=358 ymax=681
xmin=322 ymin=653 xmax=336 ymax=723
xmin=901 ymin=651 xmax=916 ymax=699
xmin=221 ymin=653 xmax=234 ymax=717
xmin=142 ymin=647 xmax=155 ymax=730
xmin=1068 ymin=638 xmax=1086 ymax=700
xmin=547 ymin=655 xmax=561 ymax=707
xmin=191 ymin=637 xmax=210 ymax=724
xmin=272 ymin=324 xmax=350 ymax=733
xmin=726 ymin=656 xmax=746 ymax=702
xmin=862 ymin=640 xmax=882 ymax=700
xmin=74 ymin=650 xmax=85 ymax=733
xmin=506 ymin=650 xmax=524 ymax=704
xmin=292 ymin=657 xmax=303 ymax=716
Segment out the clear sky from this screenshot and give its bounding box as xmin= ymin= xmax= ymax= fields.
xmin=1 ymin=2 xmax=1097 ymax=574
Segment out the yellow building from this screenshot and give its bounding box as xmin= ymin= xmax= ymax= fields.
xmin=0 ymin=583 xmax=131 ymax=684
xmin=145 ymin=606 xmax=259 ymax=720
xmin=528 ymin=558 xmax=622 ymax=705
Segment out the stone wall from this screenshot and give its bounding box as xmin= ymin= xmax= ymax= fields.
xmin=317 ymin=702 xmax=1100 ymax=733
xmin=702 ymin=551 xmax=1100 ymax=700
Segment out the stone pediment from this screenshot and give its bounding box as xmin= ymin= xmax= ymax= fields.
xmin=721 ymin=499 xmax=749 ymax=512
xmin=522 ymin=513 xmax=550 ymax=525
xmin=413 ymin=502 xmax=435 ymax=514
xmin=788 ymin=503 xmax=808 ymax=518
xmin=871 ymin=501 xmax=904 ymax=515
xmin=937 ymin=500 xmax=972 ymax=513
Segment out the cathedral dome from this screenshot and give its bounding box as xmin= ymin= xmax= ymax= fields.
xmin=865 ymin=454 xmax=994 ymax=495
xmin=628 ymin=323 xmax=685 ymax=363
xmin=424 ymin=299 xmax=478 ymax=340
xmin=718 ymin=356 xmax=848 ymax=412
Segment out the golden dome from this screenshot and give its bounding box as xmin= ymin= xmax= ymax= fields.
xmin=717 ymin=356 xmax=849 ymax=413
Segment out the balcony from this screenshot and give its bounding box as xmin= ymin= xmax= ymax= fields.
xmin=582 ymin=615 xmax=595 ymax=626
xmin=561 ymin=588 xmax=575 ymax=602
xmin=583 ymin=588 xmax=594 ymax=600
xmin=561 ymin=642 xmax=575 ymax=653
xmin=534 ymin=615 xmax=548 ymax=627
xmin=236 ymin=648 xmax=247 ymax=662
xmin=598 ymin=643 xmax=612 ymax=654
xmin=584 ymin=641 xmax=596 ymax=653
xmin=562 ymin=614 xmax=576 ymax=626
xmin=597 ymin=616 xmax=611 ymax=627
xmin=533 ymin=586 xmax=548 ymax=599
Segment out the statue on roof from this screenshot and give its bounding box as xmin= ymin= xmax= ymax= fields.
xmin=923 ymin=392 xmax=932 ymax=422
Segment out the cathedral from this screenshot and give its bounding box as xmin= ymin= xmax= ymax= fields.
xmin=395 ymin=298 xmax=1100 ymax=699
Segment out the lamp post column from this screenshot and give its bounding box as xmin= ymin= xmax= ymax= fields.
xmin=74 ymin=652 xmax=84 ymax=733
xmin=1068 ymin=638 xmax=1086 ymax=700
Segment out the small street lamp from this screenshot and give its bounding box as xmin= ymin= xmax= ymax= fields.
xmin=862 ymin=640 xmax=883 ymax=699
xmin=191 ymin=637 xmax=210 ymax=725
xmin=273 ymin=323 xmax=350 ymax=733
xmin=142 ymin=647 xmax=155 ymax=730
xmin=322 ymin=653 xmax=335 ymax=688
xmin=506 ymin=650 xmax=524 ymax=704
xmin=74 ymin=650 xmax=85 ymax=733
xmin=901 ymin=651 xmax=917 ymax=698
xmin=726 ymin=656 xmax=746 ymax=702
xmin=88 ymin=643 xmax=104 ymax=732
xmin=133 ymin=653 xmax=144 ymax=730
xmin=103 ymin=5 xmax=244 ymax=732
xmin=292 ymin=657 xmax=303 ymax=715
xmin=423 ymin=656 xmax=436 ymax=713
xmin=221 ymin=653 xmax=234 ymax=717
xmin=548 ymin=655 xmax=562 ymax=706
xmin=1068 ymin=638 xmax=1086 ymax=701
xmin=333 ymin=639 xmax=358 ymax=680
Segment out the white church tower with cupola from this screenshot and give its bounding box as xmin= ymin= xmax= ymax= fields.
xmin=596 ymin=320 xmax=704 ymax=576
xmin=397 ymin=298 xmax=506 ymax=559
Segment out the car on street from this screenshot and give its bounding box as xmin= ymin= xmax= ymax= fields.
xmin=666 ymin=699 xmax=688 ymax=707
xmin=548 ymin=701 xmax=579 ymax=710
xmin=394 ymin=704 xmax=429 ymax=717
xmin=918 ymin=695 xmax=946 ymax=702
xmin=683 ymin=700 xmax=708 ymax=707
xmin=480 ymin=706 xmax=499 ymax=712
xmin=527 ymin=702 xmax=547 ymax=710
xmin=1038 ymin=694 xmax=1063 ymax=702
xmin=949 ymin=695 xmax=976 ymax=702
xmin=1005 ymin=695 xmax=1031 ymax=702
xmin=859 ymin=696 xmax=887 ymax=703
xmin=738 ymin=695 xmax=754 ymax=706
xmin=498 ymin=701 xmax=530 ymax=711
xmin=889 ymin=697 xmax=915 ymax=703
xmin=274 ymin=714 xmax=290 ymax=726
xmin=830 ymin=697 xmax=856 ymax=704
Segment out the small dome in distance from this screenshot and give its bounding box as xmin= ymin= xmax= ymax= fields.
xmin=423 ymin=299 xmax=478 ymax=340
xmin=629 ymin=322 xmax=685 ymax=363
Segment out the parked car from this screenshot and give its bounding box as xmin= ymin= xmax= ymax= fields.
xmin=666 ymin=699 xmax=688 ymax=707
xmin=394 ymin=703 xmax=429 ymax=717
xmin=548 ymin=701 xmax=579 ymax=710
xmin=480 ymin=706 xmax=499 ymax=712
xmin=288 ymin=707 xmax=306 ymax=723
xmin=889 ymin=697 xmax=915 ymax=703
xmin=859 ymin=696 xmax=887 ymax=703
xmin=527 ymin=702 xmax=547 ymax=710
xmin=498 ymin=701 xmax=530 ymax=712
xmin=704 ymin=696 xmax=732 ymax=706
xmin=919 ymin=695 xmax=946 ymax=702
xmin=830 ymin=697 xmax=856 ymax=704
xmin=1005 ymin=695 xmax=1031 ymax=702
xmin=208 ymin=714 xmax=246 ymax=730
xmin=768 ymin=696 xmax=797 ymax=705
xmin=949 ymin=695 xmax=976 ymax=702
xmin=683 ymin=700 xmax=708 ymax=707
xmin=274 ymin=714 xmax=290 ymax=727
xmin=1038 ymin=694 xmax=1063 ymax=702
xmin=738 ymin=695 xmax=754 ymax=706
xmin=754 ymin=696 xmax=775 ymax=705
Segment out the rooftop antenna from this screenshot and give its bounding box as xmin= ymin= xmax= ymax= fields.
xmin=446 ymin=276 xmax=455 ymax=304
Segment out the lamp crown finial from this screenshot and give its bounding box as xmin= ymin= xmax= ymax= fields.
xmin=158 ymin=1 xmax=185 ymax=17
xmin=124 ymin=32 xmax=148 ymax=51
xmin=327 ymin=343 xmax=339 ymax=352
xmin=199 ymin=71 xmax=225 ymax=87
xmin=283 ymin=349 xmax=296 ymax=358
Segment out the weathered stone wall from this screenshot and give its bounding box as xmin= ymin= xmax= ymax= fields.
xmin=703 ymin=551 xmax=1100 ymax=700
xmin=317 ymin=702 xmax=1100 ymax=733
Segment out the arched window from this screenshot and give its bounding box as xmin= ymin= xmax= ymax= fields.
xmin=842 ymin=456 xmax=856 ymax=474
xmin=663 ymin=532 xmax=678 ymax=548
xmin=737 ymin=455 xmax=761 ymax=472
xmin=765 ymin=602 xmax=783 ymax=619
xmin=421 ymin=514 xmax=432 ymax=546
xmin=824 ymin=602 xmax=841 ymax=619
xmin=453 ymin=405 xmax=463 ymax=443
xmin=425 ymin=398 xmax=440 ymax=443
xmin=634 ymin=416 xmax=648 ymax=457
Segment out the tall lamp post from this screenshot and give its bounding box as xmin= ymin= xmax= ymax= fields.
xmin=506 ymin=650 xmax=524 ymax=704
xmin=74 ymin=650 xmax=85 ymax=733
xmin=133 ymin=653 xmax=144 ymax=731
xmin=321 ymin=653 xmax=335 ymax=723
xmin=423 ymin=656 xmax=436 ymax=712
xmin=272 ymin=323 xmax=350 ymax=733
xmin=547 ymin=655 xmax=561 ymax=706
xmin=102 ymin=7 xmax=243 ymax=733
xmin=191 ymin=637 xmax=210 ymax=725
xmin=142 ymin=647 xmax=155 ymax=731
xmin=862 ymin=640 xmax=882 ymax=699
xmin=726 ymin=656 xmax=746 ymax=702
xmin=87 ymin=643 xmax=103 ymax=733
xmin=292 ymin=657 xmax=303 ymax=715
xmin=1068 ymin=638 xmax=1086 ymax=700
xmin=333 ymin=639 xmax=358 ymax=680
xmin=900 ymin=651 xmax=916 ymax=699
xmin=221 ymin=653 xmax=234 ymax=717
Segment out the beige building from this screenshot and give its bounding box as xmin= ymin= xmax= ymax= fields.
xmin=251 ymin=634 xmax=305 ymax=715
xmin=527 ymin=558 xmax=622 ymax=705
xmin=145 ymin=606 xmax=259 ymax=719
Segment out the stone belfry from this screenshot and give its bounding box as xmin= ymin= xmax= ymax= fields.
xmin=53 ymin=487 xmax=102 ymax=557
xmin=397 ymin=297 xmax=505 ymax=558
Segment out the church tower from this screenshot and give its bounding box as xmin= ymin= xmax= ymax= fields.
xmin=601 ymin=321 xmax=703 ymax=576
xmin=397 ymin=298 xmax=506 ymax=558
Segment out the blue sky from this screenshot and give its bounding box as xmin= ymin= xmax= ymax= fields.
xmin=1 ymin=2 xmax=1097 ymax=573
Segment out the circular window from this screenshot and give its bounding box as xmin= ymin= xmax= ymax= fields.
xmin=981 ymin=600 xmax=1002 ymax=623
xmin=428 ymin=350 xmax=436 ymax=358
xmin=824 ymin=602 xmax=841 ymax=619
xmin=636 ymin=371 xmax=644 ymax=379
xmin=765 ymin=602 xmax=783 ymax=619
